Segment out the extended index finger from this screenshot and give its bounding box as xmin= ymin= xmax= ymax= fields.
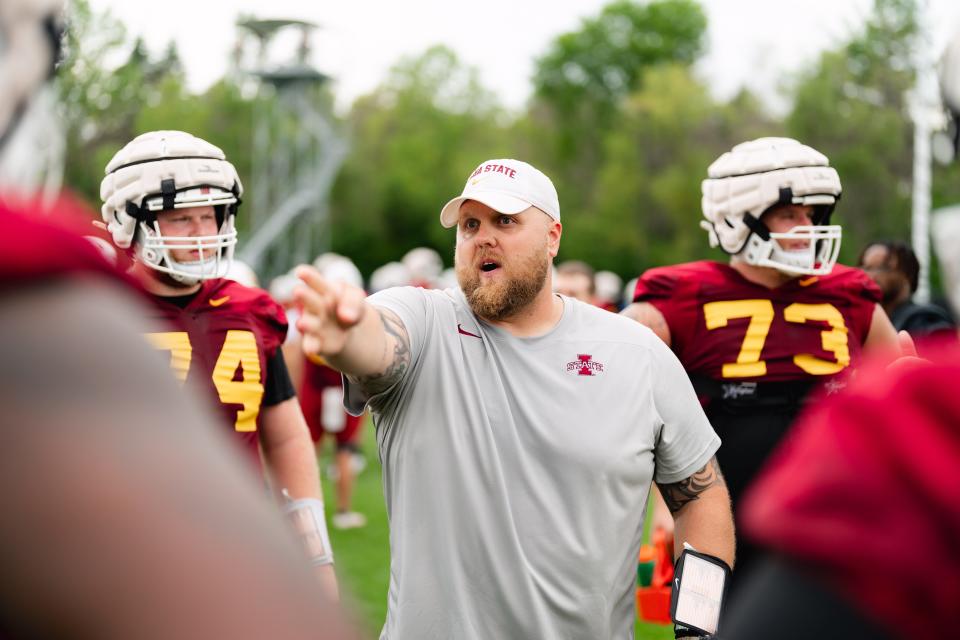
xmin=295 ymin=265 xmax=330 ymax=295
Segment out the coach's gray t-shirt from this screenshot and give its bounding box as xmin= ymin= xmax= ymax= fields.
xmin=345 ymin=287 xmax=720 ymax=640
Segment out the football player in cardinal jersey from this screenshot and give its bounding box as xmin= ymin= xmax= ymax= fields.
xmin=99 ymin=130 xmax=338 ymax=593
xmin=1 ymin=3 xmax=354 ymax=637
xmin=622 ymin=137 xmax=900 ymax=591
xmin=299 ymin=253 xmax=368 ymax=530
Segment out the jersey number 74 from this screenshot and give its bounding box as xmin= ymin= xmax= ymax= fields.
xmin=145 ymin=330 xmax=265 ymax=432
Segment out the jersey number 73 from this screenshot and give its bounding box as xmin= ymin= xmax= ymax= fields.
xmin=703 ymin=300 xmax=850 ymax=378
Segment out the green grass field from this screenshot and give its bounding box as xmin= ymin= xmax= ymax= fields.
xmin=322 ymin=418 xmax=673 ymax=639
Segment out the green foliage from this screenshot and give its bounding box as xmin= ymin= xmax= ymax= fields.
xmin=786 ymin=0 xmax=918 ymax=263
xmin=529 ymin=0 xmax=707 ymax=215
xmin=330 ymin=46 xmax=512 ymax=276
xmin=57 ymin=0 xmax=950 ymax=296
xmin=533 ymin=0 xmax=706 ymax=124
xmin=567 ymin=65 xmax=776 ymax=277
xmin=57 ymin=0 xmax=255 ymax=231
xmin=58 ymin=1 xmax=186 ymax=207
xmin=321 ymin=425 xmax=391 ymax=637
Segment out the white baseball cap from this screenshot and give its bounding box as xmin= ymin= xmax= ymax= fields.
xmin=440 ymin=158 xmax=560 ymax=228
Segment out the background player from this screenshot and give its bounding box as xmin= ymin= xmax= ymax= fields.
xmin=0 ymin=2 xmax=354 ymax=636
xmin=857 ymin=240 xmax=955 ymax=346
xmin=99 ymin=130 xmax=337 ymax=591
xmin=622 ymin=137 xmax=899 ymax=589
xmin=725 ymin=343 xmax=958 ymax=640
xmin=301 ymin=252 xmax=368 ymax=530
xmin=554 ymin=259 xmax=596 ymax=303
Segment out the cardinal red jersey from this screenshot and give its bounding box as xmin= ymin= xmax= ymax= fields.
xmin=742 ymin=345 xmax=960 ymax=638
xmin=300 ymin=355 xmax=362 ymax=446
xmin=633 ymin=261 xmax=880 ymax=386
xmin=145 ymin=278 xmax=288 ymax=463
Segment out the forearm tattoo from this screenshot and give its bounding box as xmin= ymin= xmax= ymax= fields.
xmin=657 ymin=457 xmax=725 ymax=514
xmin=346 ymin=308 xmax=410 ymax=396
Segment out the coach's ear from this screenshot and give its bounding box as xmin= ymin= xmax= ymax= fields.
xmin=547 ymin=219 xmax=562 ymax=258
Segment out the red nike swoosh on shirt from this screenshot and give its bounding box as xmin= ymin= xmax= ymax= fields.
xmin=457 ymin=324 xmax=481 ymax=339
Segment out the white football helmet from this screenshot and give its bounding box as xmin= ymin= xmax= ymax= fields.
xmin=100 ymin=130 xmax=242 ymax=285
xmin=701 ymin=137 xmax=842 ymax=276
xmin=269 ymin=272 xmax=299 ymax=305
xmin=0 ymin=0 xmax=65 ymax=204
xmin=401 ymin=247 xmax=443 ymax=287
xmin=369 ymin=261 xmax=411 ymax=293
xmin=623 ymin=277 xmax=639 ymax=306
xmin=594 ymin=270 xmax=623 ymax=306
xmin=225 ymin=258 xmax=259 ymax=288
xmin=313 ymin=252 xmax=364 ymax=290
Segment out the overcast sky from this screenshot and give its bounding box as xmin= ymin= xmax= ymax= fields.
xmin=87 ymin=0 xmax=960 ymax=115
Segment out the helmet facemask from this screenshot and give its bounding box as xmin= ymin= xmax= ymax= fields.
xmin=134 ymin=187 xmax=239 ymax=285
xmin=737 ymin=201 xmax=841 ymax=276
xmin=136 ymin=213 xmax=237 ymax=285
xmin=741 ymin=222 xmax=842 ymax=276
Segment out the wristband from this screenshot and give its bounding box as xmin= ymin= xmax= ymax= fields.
xmin=282 ymin=491 xmax=334 ymax=566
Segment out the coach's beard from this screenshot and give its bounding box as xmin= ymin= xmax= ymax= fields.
xmin=457 ymin=247 xmax=549 ymax=322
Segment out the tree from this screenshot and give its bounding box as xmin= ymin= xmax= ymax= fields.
xmin=534 ymin=0 xmax=706 ymax=126
xmin=528 ymin=0 xmax=707 ymax=217
xmin=562 ymin=65 xmax=775 ymax=277
xmin=331 ymin=46 xmax=512 ymax=275
xmin=786 ymin=0 xmax=918 ymax=263
xmin=57 ymin=0 xmax=188 ymax=206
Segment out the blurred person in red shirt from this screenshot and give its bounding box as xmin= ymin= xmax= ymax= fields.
xmin=724 ymin=339 xmax=958 ymax=639
xmin=0 ymin=1 xmax=353 ymax=637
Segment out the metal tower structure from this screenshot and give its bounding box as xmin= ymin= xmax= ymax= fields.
xmin=234 ymin=17 xmax=348 ymax=282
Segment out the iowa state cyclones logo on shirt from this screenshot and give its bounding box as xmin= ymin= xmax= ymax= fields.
xmin=566 ymin=354 xmax=604 ymax=376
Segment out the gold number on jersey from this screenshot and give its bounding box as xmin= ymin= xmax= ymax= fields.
xmin=145 ymin=331 xmax=192 ymax=383
xmin=783 ymin=303 xmax=850 ymax=375
xmin=211 ymin=330 xmax=265 ymax=433
xmin=704 ymin=301 xmax=850 ymax=378
xmin=145 ymin=330 xmax=264 ymax=432
xmin=703 ymin=300 xmax=775 ymax=378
